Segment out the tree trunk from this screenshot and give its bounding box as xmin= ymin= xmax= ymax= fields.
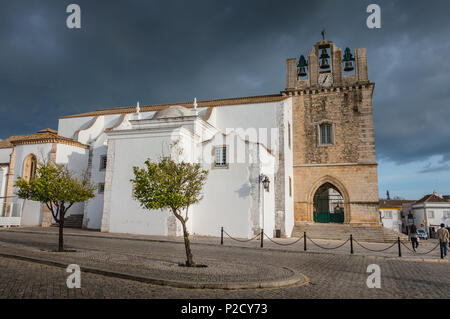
xmin=58 ymin=213 xmax=64 ymax=252
xmin=180 ymin=221 xmax=195 ymax=267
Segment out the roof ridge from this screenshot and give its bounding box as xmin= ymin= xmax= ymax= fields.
xmin=91 ymin=94 xmax=284 ymax=112
xmin=60 ymin=94 xmax=288 ymax=119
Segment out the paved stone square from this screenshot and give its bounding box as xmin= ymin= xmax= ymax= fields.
xmin=0 ymin=228 xmax=448 ymax=299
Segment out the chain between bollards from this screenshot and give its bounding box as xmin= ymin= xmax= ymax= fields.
xmin=397 ymin=237 xmax=402 ymax=257
xmin=260 ymin=229 xmax=264 ymax=248
xmin=304 ymin=232 xmax=307 ymax=251
xmin=221 ymin=227 xmax=224 ymax=245
xmin=350 ymin=234 xmax=354 ymax=255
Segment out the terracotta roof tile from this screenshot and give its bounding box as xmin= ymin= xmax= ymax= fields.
xmin=60 ymin=94 xmax=289 ymax=119
xmin=0 ymin=129 xmax=88 ymax=149
xmin=379 ymin=199 xmax=415 ymax=208
xmin=415 ymin=194 xmax=448 ymax=204
xmin=0 ymin=138 xmax=12 ymax=149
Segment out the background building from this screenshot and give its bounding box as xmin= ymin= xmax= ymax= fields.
xmin=410 ymin=192 xmax=450 ymax=238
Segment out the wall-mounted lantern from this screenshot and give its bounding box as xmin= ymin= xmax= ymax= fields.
xmin=260 ymin=174 xmax=270 ymax=192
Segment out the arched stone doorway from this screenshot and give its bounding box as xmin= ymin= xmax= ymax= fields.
xmin=307 ymin=176 xmax=350 ymax=224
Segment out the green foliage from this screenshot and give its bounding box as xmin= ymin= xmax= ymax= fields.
xmin=131 ymin=157 xmax=208 ymax=219
xmin=131 ymin=156 xmax=208 ymax=266
xmin=15 ymin=162 xmax=95 ymax=222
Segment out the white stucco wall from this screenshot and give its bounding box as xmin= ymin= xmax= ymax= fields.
xmin=380 ymin=208 xmax=401 ymax=232
xmin=215 ymin=103 xmax=278 ymax=136
xmin=84 ymin=139 xmax=107 ymax=230
xmin=13 ymin=144 xmax=53 ymax=226
xmin=412 ymin=202 xmax=450 ymax=233
xmin=55 ymin=144 xmax=89 ymax=217
xmin=260 ymin=144 xmax=276 ymax=238
xmin=60 ymin=100 xmax=291 ymax=238
xmin=193 ymin=133 xmax=276 ymax=239
xmin=0 ymin=148 xmax=12 ymax=164
xmin=0 ymin=167 xmax=8 ymax=199
xmin=105 ymin=132 xmax=181 ymax=236
xmin=76 ymin=115 xmax=123 ymax=144
xmin=58 ymin=116 xmax=95 ymax=139
xmin=282 ymin=99 xmax=295 ymax=237
xmin=194 ymin=160 xmax=254 ymax=238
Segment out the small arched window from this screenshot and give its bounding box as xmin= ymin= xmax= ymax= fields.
xmin=23 ymin=154 xmax=38 ymax=182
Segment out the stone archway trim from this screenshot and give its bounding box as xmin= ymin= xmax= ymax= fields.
xmin=307 ymin=175 xmax=351 ymax=223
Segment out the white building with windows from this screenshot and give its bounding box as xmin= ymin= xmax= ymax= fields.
xmin=379 ymin=199 xmax=414 ymax=233
xmin=410 ymin=192 xmax=450 ymax=237
xmin=0 ymin=95 xmax=295 ymax=239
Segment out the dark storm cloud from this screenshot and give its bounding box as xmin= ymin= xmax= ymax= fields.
xmin=0 ymin=0 xmax=450 ymax=169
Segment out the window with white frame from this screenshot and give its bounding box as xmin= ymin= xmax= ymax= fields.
xmin=98 ymin=183 xmax=105 ymax=194
xmin=318 ymin=123 xmax=333 ymax=145
xmin=427 ymin=210 xmax=435 ymax=219
xmin=444 ymin=211 xmax=450 ymax=219
xmin=383 ymin=211 xmax=393 ymax=219
xmin=214 ymin=146 xmax=227 ymax=168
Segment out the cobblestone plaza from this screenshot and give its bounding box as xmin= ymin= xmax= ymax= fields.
xmin=0 ymin=228 xmax=448 ymax=299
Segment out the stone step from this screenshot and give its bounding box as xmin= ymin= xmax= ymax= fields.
xmin=51 ymin=214 xmax=83 ymax=229
xmin=292 ymin=223 xmax=408 ymax=243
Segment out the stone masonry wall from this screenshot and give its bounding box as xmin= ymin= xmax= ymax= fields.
xmin=290 ymin=82 xmax=379 ymax=225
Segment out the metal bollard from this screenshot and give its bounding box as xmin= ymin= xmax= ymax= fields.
xmin=350 ymin=234 xmax=354 ymax=255
xmin=221 ymin=227 xmax=224 ymax=245
xmin=304 ymin=232 xmax=307 ymax=251
xmin=260 ymin=229 xmax=264 ymax=248
xmin=397 ymin=237 xmax=402 ymax=257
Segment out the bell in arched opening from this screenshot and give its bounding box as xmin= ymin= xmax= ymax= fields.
xmin=342 ymin=47 xmax=355 ymax=72
xmin=319 ymin=48 xmax=330 ymax=69
xmin=297 ymin=55 xmax=308 ymax=77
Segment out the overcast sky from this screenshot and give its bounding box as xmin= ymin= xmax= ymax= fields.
xmin=0 ymin=0 xmax=449 ymax=199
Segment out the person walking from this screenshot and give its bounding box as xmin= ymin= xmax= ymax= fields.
xmin=409 ymin=224 xmax=419 ymax=252
xmin=437 ymin=224 xmax=449 ymax=258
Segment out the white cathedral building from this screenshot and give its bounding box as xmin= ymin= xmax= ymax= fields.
xmin=1 ymin=39 xmax=380 ymax=240
xmin=0 ymin=95 xmax=294 ymax=239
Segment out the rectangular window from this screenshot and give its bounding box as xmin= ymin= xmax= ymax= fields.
xmin=214 ymin=146 xmax=227 ymax=168
xmin=100 ymin=155 xmax=107 ymax=170
xmin=288 ymin=122 xmax=291 ymax=149
xmin=289 ymin=177 xmax=292 ymax=197
xmin=443 ymin=211 xmax=450 ymax=219
xmin=319 ymin=124 xmax=333 ymax=145
xmin=384 ymin=211 xmax=392 ymax=219
xmin=428 ymin=210 xmax=435 ymax=219
xmin=98 ymin=183 xmax=105 ymax=194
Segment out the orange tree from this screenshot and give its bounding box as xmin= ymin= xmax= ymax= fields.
xmin=131 ymin=157 xmax=208 ymax=267
xmin=15 ymin=162 xmax=95 ymax=252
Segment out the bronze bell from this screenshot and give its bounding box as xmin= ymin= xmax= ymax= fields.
xmin=297 ymin=55 xmax=308 ymax=77
xmin=344 ymin=61 xmax=354 ymax=72
xmin=298 ymin=66 xmax=307 ymax=77
xmin=319 ymin=48 xmax=330 ymax=69
xmin=342 ymin=48 xmax=355 ymax=72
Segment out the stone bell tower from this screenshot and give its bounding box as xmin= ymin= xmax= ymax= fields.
xmin=282 ymin=39 xmax=380 ymax=226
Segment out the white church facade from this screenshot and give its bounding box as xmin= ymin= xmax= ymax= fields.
xmin=0 ymin=40 xmax=381 ymax=239
xmin=0 ymin=95 xmax=294 ymax=239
